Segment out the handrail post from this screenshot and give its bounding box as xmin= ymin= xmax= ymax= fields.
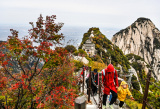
xmin=88 ymin=67 xmax=91 ymax=102
xmin=82 ymin=66 xmax=85 ymax=94
xmin=142 ymin=69 xmax=151 ymax=109
xmin=98 ymin=72 xmax=102 ymax=109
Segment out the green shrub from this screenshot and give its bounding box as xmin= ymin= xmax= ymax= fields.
xmin=74 ymin=49 xmax=87 ymax=57
xmin=73 ymin=60 xmax=84 ymax=71
xmin=132 ymin=75 xmax=140 ymax=90
xmin=65 ymin=45 xmax=77 ymax=53
xmin=131 ymin=89 xmax=143 ymax=103
xmin=125 ymin=98 xmax=143 ymax=109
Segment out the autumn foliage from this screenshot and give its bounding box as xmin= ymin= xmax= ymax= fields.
xmin=0 ymin=15 xmax=78 ymax=108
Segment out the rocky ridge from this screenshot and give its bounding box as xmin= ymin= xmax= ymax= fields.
xmin=112 ymin=18 xmax=160 ymax=80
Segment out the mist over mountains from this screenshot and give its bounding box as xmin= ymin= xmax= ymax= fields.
xmin=0 ymin=25 xmax=119 ymax=46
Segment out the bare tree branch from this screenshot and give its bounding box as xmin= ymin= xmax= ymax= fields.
xmin=4 ymin=66 xmax=19 ymax=81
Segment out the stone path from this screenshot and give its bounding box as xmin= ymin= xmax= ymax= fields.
xmin=78 ymin=70 xmax=129 ymax=109
xmin=86 ymin=93 xmax=120 ymax=109
xmin=82 ymin=86 xmax=129 ymax=109
xmin=82 ymin=87 xmax=121 ymax=109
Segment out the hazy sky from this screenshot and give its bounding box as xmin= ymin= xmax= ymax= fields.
xmin=0 ymin=0 xmax=160 ymax=29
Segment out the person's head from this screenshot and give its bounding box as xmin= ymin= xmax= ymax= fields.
xmin=94 ymin=69 xmax=97 ymax=73
xmin=122 ymin=84 xmax=127 ymax=89
xmin=120 ymin=81 xmax=128 ymax=89
xmin=107 ymin=64 xmax=114 ymax=73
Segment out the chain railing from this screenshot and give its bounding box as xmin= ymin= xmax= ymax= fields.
xmin=78 ymin=66 xmax=159 ymax=109
xmin=142 ymin=69 xmax=160 ymax=109
xmin=77 ymin=66 xmax=103 ymax=109
xmin=148 ymin=80 xmax=160 ymax=89
xmin=97 ymin=72 xmax=103 ymax=109
xmin=142 ymin=70 xmax=151 ymax=109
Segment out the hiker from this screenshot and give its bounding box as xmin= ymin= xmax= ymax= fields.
xmin=80 ymin=66 xmax=89 ymax=83
xmin=117 ymin=81 xmax=134 ymax=109
xmin=86 ymin=69 xmax=98 ymax=96
xmin=80 ymin=66 xmax=86 ymax=76
xmin=78 ymin=67 xmax=84 ymax=85
xmin=102 ymin=64 xmax=119 ymax=109
xmin=91 ymin=69 xmax=98 ymax=96
xmin=86 ymin=71 xmax=92 ymax=95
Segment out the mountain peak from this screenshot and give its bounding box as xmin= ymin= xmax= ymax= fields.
xmin=132 ymin=17 xmax=155 ymax=28
xmin=112 ymin=18 xmax=160 ymax=80
xmin=114 ymin=17 xmax=156 ymax=36
xmin=136 ymin=17 xmax=151 ymax=22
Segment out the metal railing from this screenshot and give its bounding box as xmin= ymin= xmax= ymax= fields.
xmin=78 ymin=66 xmax=160 ymax=109
xmin=78 ymin=66 xmax=103 ymax=109
xmin=142 ymin=69 xmax=160 ymax=109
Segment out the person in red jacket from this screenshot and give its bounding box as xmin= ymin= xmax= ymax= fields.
xmin=102 ymin=64 xmax=119 ymax=109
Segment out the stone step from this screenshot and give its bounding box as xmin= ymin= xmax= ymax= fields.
xmin=86 ymin=104 xmax=97 ymax=109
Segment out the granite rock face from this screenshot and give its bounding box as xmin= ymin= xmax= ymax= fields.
xmin=112 ymin=18 xmax=160 ymax=80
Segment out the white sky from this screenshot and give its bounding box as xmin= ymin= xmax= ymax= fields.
xmin=0 ymin=0 xmax=160 ymax=29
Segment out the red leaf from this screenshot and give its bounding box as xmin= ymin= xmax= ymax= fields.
xmin=22 ymin=74 xmax=28 ymax=79
xmin=46 ymin=97 xmax=49 ymax=101
xmin=1 ymin=54 xmax=5 ymax=57
xmin=45 ymin=58 xmax=48 ymax=62
xmin=2 ymin=61 xmax=8 ymax=66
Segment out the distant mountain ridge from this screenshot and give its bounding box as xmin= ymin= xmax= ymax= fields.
xmin=112 ymin=17 xmax=160 ymax=80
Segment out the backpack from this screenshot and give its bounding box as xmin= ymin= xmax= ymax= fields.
xmin=102 ymin=68 xmax=116 ymax=79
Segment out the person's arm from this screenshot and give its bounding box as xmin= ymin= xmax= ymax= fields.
xmin=114 ymin=70 xmax=119 ymax=87
xmin=102 ymin=70 xmax=104 ymax=84
xmin=117 ymin=87 xmax=123 ymax=93
xmin=95 ymin=73 xmax=98 ymax=85
xmin=80 ymin=70 xmax=83 ymax=75
xmin=127 ymin=89 xmax=134 ymax=100
xmin=80 ymin=67 xmax=85 ymax=76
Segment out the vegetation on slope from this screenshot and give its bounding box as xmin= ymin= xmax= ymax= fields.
xmin=126 ymin=53 xmax=160 ymax=108
xmin=79 ymin=27 xmax=130 ymax=72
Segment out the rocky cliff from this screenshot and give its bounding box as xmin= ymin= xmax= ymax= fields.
xmin=111 ymin=18 xmax=160 ymax=80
